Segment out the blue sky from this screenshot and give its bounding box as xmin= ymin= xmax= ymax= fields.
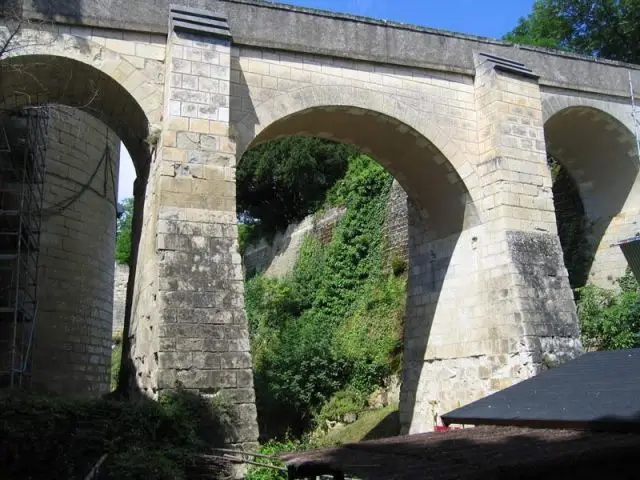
xmin=118 ymin=0 xmax=535 ymax=200
xmin=288 ymin=0 xmax=534 ymax=39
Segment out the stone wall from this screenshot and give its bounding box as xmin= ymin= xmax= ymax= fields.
xmin=243 ymin=180 xmax=409 ymax=278
xmin=243 ymin=206 xmax=345 ymax=278
xmin=112 ymin=262 xmax=129 ymax=335
xmin=384 ymin=180 xmax=409 ymax=266
xmin=32 ymin=106 xmax=120 ymax=396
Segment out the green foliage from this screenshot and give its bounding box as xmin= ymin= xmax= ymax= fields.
xmin=115 ymin=197 xmax=133 ymax=265
xmin=245 ymin=439 xmax=307 ymax=480
xmin=238 ymin=222 xmax=260 ymax=257
xmin=312 ymin=156 xmax=393 ymax=320
xmin=333 ymin=275 xmax=406 ymax=391
xmin=111 ymin=343 xmax=122 ymax=392
xmin=0 ymin=386 xmax=232 ymax=479
xmin=316 ymin=386 xmax=367 ymax=424
xmin=237 ymin=137 xmax=357 ymax=235
xmin=504 ymin=0 xmax=640 ymax=63
xmin=390 ymin=254 xmax=408 ymax=277
xmin=503 ymin=0 xmax=573 ymax=49
xmin=576 ymin=268 xmax=640 ymax=351
xmin=246 ymin=155 xmax=405 ymax=439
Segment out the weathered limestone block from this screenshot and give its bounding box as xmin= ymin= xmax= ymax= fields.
xmin=130 ymin=6 xmax=258 ymax=451
xmin=33 ymin=106 xmax=120 ymax=395
xmin=400 ymin=54 xmax=583 ymax=434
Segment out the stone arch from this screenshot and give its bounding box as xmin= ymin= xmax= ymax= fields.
xmin=234 ymin=84 xmax=487 ymax=436
xmin=235 ymin=85 xmax=481 ymax=238
xmin=0 ymin=34 xmax=160 ymax=394
xmin=542 ymin=94 xmax=635 ymax=133
xmin=0 ymin=29 xmax=162 ymax=174
xmin=542 ymin=98 xmax=640 ymax=287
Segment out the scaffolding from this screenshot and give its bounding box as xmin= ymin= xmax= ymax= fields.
xmin=0 ymin=105 xmax=49 ymax=389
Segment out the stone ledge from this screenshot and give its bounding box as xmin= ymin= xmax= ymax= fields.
xmin=170 ymin=4 xmax=232 ymax=39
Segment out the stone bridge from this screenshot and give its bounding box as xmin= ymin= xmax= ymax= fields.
xmin=2 ymin=0 xmax=640 ymax=449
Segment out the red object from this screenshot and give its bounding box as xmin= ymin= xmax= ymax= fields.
xmin=434 ymin=425 xmax=450 ymax=432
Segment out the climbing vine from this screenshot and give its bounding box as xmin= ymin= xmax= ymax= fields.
xmin=245 ymin=155 xmax=406 ymax=439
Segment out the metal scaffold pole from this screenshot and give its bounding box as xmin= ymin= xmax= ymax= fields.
xmin=0 ymin=103 xmax=49 ymax=389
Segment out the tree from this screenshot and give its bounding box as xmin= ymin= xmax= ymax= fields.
xmin=237 ymin=137 xmax=357 ymax=235
xmin=504 ymin=0 xmax=640 ymax=63
xmin=115 ymin=197 xmax=133 ymax=265
xmin=577 ymin=269 xmax=640 ymax=350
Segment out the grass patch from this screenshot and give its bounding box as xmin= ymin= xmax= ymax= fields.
xmin=314 ymin=404 xmax=400 ymax=448
xmin=111 ymin=343 xmax=122 ymax=392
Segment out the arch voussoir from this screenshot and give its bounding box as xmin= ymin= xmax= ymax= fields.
xmin=235 ymin=85 xmax=480 ymax=209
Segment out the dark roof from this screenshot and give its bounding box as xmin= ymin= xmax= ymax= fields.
xmin=615 ymin=236 xmax=640 ymax=281
xmin=442 ymin=348 xmax=640 ymax=432
xmin=281 ymin=426 xmax=640 ymax=480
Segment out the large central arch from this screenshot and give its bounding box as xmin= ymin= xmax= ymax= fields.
xmin=233 ymin=84 xmax=486 ymax=433
xmin=235 ymin=86 xmax=482 ymax=233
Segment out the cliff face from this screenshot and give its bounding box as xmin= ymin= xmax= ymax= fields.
xmin=243 ymin=180 xmax=409 ymax=278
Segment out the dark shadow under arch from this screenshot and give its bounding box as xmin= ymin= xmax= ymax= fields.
xmin=242 ymin=104 xmax=478 ymax=436
xmin=545 ymin=106 xmax=639 ymax=287
xmin=0 ymin=54 xmax=151 ymax=177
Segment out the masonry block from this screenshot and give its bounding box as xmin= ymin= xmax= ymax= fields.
xmin=27 ymin=106 xmax=120 ymax=396
xmin=128 ymin=7 xmax=258 ymax=452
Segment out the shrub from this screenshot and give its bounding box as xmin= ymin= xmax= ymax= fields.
xmin=333 ymin=275 xmax=406 ymax=392
xmin=576 ymin=268 xmax=640 ymax=351
xmin=245 ymin=439 xmax=308 ymax=480
xmin=390 ymin=254 xmax=407 ymax=277
xmin=316 ymin=386 xmax=367 ymax=425
xmin=0 ymin=385 xmax=232 ymax=480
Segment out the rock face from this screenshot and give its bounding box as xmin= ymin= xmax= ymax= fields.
xmin=243 ymin=180 xmax=409 ymax=278
xmin=368 ymin=376 xmax=402 ymax=409
xmin=242 ymin=206 xmax=346 ymax=279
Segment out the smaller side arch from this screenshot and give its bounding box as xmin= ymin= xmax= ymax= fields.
xmin=0 ymin=27 xmax=164 ymax=173
xmin=541 ymin=92 xmax=636 ymax=135
xmin=542 ymin=93 xmax=640 ymax=287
